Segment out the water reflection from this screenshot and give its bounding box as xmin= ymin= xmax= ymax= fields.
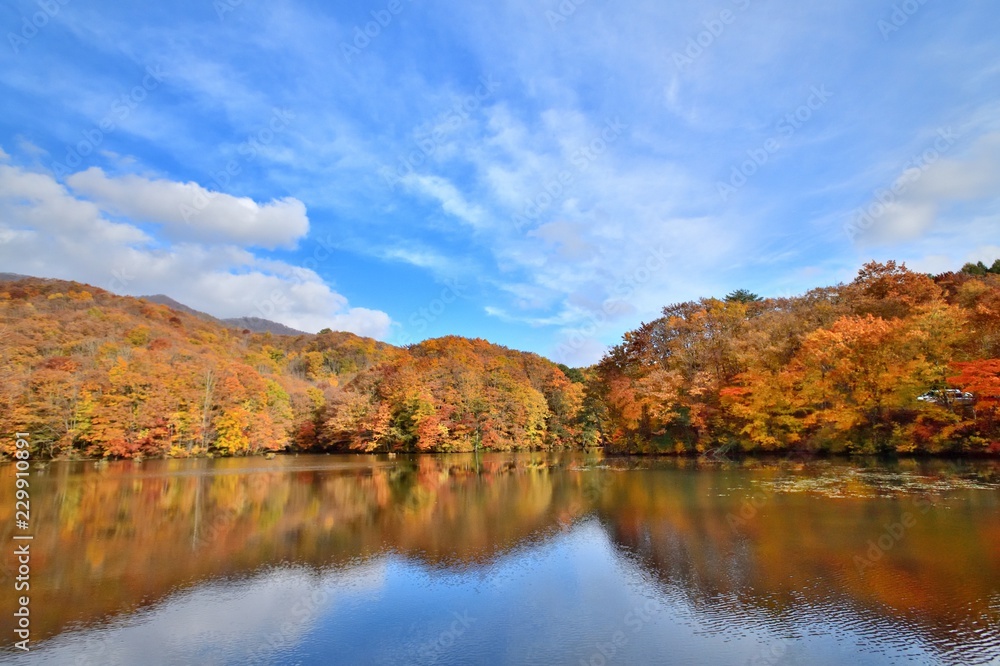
xmin=0 ymin=454 xmax=998 ymax=665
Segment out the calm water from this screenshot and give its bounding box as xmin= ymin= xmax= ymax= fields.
xmin=1 ymin=453 xmax=999 ymax=665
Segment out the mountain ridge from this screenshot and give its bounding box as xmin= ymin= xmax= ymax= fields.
xmin=0 ymin=273 xmax=309 ymax=337
xmin=140 ymin=294 xmax=309 ymax=336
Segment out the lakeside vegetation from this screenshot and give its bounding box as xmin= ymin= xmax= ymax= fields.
xmin=596 ymin=260 xmax=1000 ymax=455
xmin=6 ymin=454 xmax=997 ymax=646
xmin=1 ymin=259 xmax=999 ymax=459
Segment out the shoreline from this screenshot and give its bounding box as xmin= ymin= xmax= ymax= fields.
xmin=6 ymin=447 xmax=1000 ymax=464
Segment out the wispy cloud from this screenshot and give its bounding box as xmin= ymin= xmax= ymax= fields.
xmin=1 ymin=0 xmax=997 ymax=362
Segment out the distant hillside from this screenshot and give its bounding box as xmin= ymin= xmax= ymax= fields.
xmin=0 ymin=276 xmax=582 ymax=459
xmin=5 ymin=262 xmax=1000 ymax=460
xmin=592 ymin=261 xmax=1000 ymax=456
xmin=221 ymin=316 xmax=308 ymax=337
xmin=140 ymin=295 xmax=309 ymax=336
xmin=1 ymin=276 xmax=309 ymax=337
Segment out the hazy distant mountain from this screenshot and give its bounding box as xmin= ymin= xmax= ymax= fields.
xmin=141 ymin=295 xmax=308 ymax=336
xmin=0 ymin=272 xmax=33 ymax=282
xmin=221 ymin=316 xmax=308 ymax=336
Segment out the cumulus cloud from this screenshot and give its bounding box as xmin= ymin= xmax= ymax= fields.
xmin=66 ymin=167 xmax=309 ymax=249
xmin=327 ymin=308 xmax=393 ymax=339
xmin=0 ymin=162 xmax=391 ymax=339
xmin=0 ymin=164 xmax=150 ymax=244
xmin=855 ymin=132 xmax=1000 ymax=246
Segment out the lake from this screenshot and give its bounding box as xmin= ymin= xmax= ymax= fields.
xmin=1 ymin=453 xmax=999 ymax=665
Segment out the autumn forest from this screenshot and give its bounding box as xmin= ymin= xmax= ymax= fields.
xmin=2 ymin=259 xmax=1000 ymax=460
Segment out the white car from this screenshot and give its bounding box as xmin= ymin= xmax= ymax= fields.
xmin=917 ymin=389 xmax=975 ymax=405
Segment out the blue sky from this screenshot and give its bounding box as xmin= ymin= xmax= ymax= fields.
xmin=1 ymin=0 xmax=998 ymax=365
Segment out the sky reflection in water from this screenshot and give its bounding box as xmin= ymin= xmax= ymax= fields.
xmin=1 ymin=454 xmax=998 ymax=665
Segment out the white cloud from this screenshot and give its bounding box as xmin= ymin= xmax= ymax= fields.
xmin=905 ymin=254 xmax=961 ymax=276
xmin=550 ymin=334 xmax=610 ymax=367
xmin=0 ymin=146 xmax=8 ymax=161
xmin=966 ymin=245 xmax=1000 ymax=264
xmin=865 ymin=201 xmax=939 ymax=243
xmin=66 ymin=167 xmax=309 ymax=250
xmin=0 ymin=164 xmax=150 ymax=244
xmin=401 ymin=174 xmax=487 ymax=228
xmin=15 ymin=136 xmax=46 ymax=158
xmin=529 ymin=221 xmax=596 ymax=260
xmin=857 ymin=132 xmax=1000 ymax=246
xmin=327 ymin=308 xmax=393 ymax=339
xmin=380 ymin=246 xmax=458 ymax=273
xmin=0 ymin=161 xmax=391 ymax=339
xmin=920 ymin=132 xmax=1000 ymax=199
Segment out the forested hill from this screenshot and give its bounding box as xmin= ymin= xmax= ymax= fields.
xmin=0 ymin=278 xmax=583 ymax=458
xmin=2 ymin=260 xmax=1000 ymax=459
xmin=593 ymin=261 xmax=1000 ymax=456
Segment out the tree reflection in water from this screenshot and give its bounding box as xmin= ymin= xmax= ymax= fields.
xmin=1 ymin=454 xmax=998 ymax=664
